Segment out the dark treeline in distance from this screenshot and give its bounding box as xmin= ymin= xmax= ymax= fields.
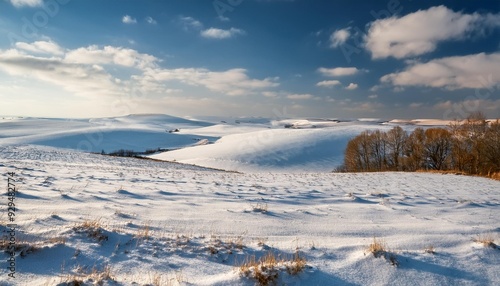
xmin=342 ymin=112 xmax=500 ymax=179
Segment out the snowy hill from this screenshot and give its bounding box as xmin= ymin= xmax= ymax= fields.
xmin=0 ymin=115 xmax=217 ymax=154
xmin=0 ymin=114 xmax=441 ymax=172
xmin=0 ymin=145 xmax=498 ymax=285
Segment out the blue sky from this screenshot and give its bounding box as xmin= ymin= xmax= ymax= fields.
xmin=0 ymin=0 xmax=499 ymax=119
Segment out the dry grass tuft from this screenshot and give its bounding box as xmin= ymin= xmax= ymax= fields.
xmin=0 ymin=240 xmax=38 ymax=257
xmin=0 ymin=235 xmax=67 ymax=258
xmin=285 ymin=251 xmax=307 ymax=275
xmin=239 ymin=250 xmax=307 ymax=286
xmin=368 ymin=237 xmax=386 ymax=258
xmin=146 ymin=271 xmax=186 ymax=286
xmin=73 ymin=219 xmax=108 ymax=242
xmin=424 ymin=245 xmax=436 ymax=254
xmin=59 ymin=264 xmax=114 ymax=286
xmin=474 ymin=233 xmax=498 ymax=249
xmin=251 ymin=203 xmax=268 ymax=213
xmin=208 ymin=233 xmax=246 ymax=256
xmin=48 ymin=237 xmax=67 ymax=245
xmin=89 ymin=264 xmax=114 ymax=282
xmin=135 ymin=223 xmax=151 ymax=240
xmin=367 ymin=237 xmax=399 ymax=266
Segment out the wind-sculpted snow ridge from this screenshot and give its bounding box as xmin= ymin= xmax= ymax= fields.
xmin=0 ymin=145 xmax=499 ymax=285
xmin=0 ymin=115 xmax=218 ymax=153
xmin=0 ymin=145 xmax=222 ymax=172
xmin=149 ymin=123 xmax=411 ymax=173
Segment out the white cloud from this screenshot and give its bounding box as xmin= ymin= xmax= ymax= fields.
xmin=318 ymin=67 xmax=361 ymax=77
xmin=262 ymin=91 xmax=279 ymax=97
xmin=316 ymin=80 xmax=341 ymax=88
xmin=165 ymin=89 xmax=182 ymax=94
xmin=9 ymin=0 xmax=42 ymax=7
xmin=409 ymin=103 xmax=423 ymax=108
xmin=0 ymin=39 xmax=281 ymax=118
xmin=365 ymin=5 xmax=500 ymax=59
xmin=368 ymin=94 xmax=378 ymax=99
xmin=345 ymin=83 xmax=358 ymax=90
xmin=433 ymin=99 xmax=500 ymax=114
xmin=0 ymin=49 xmax=124 ymax=97
xmin=287 ymin=93 xmax=313 ymax=100
xmin=138 ymin=67 xmax=279 ymax=96
xmin=65 ymin=45 xmax=159 ymax=69
xmin=15 ymin=41 xmax=64 ymax=56
xmin=201 ymin=28 xmax=245 ymax=39
xmin=381 ymin=52 xmax=500 ymax=90
xmin=122 ymin=15 xmax=137 ymax=24
xmin=146 ymin=17 xmax=157 ymax=25
xmin=178 ymin=16 xmax=203 ymax=30
xmin=329 ymin=28 xmax=350 ymax=48
xmin=0 ymin=42 xmax=163 ymax=99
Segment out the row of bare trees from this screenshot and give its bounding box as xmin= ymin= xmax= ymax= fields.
xmin=343 ymin=112 xmax=500 ymax=177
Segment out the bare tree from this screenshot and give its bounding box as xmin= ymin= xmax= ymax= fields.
xmin=450 ymin=112 xmax=488 ymax=174
xmin=369 ymin=130 xmax=387 ymax=171
xmin=424 ymin=128 xmax=453 ymax=170
xmin=404 ymin=127 xmax=426 ymax=171
xmin=483 ymin=119 xmax=500 ymax=175
xmin=344 ymin=131 xmax=373 ymax=172
xmin=386 ymin=126 xmax=408 ymax=171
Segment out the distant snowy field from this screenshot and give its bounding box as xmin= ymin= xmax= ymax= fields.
xmin=0 ymin=115 xmax=498 ymax=285
xmin=0 ymin=114 xmax=450 ymax=172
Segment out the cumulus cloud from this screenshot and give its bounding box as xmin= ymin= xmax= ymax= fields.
xmin=433 ymin=99 xmax=500 ymax=116
xmin=316 ymin=80 xmax=341 ymax=88
xmin=365 ymin=5 xmax=500 ymax=59
xmin=0 ymin=49 xmax=124 ymax=97
xmin=318 ymin=67 xmax=362 ymax=77
xmin=0 ymin=42 xmax=158 ymax=97
xmin=146 ymin=17 xmax=157 ymax=25
xmin=9 ymin=0 xmax=42 ymax=7
xmin=0 ymin=40 xmax=281 ymax=109
xmin=201 ymin=28 xmax=245 ymax=39
xmin=345 ymin=83 xmax=358 ymax=90
xmin=15 ymin=41 xmax=64 ymax=56
xmin=176 ymin=16 xmax=244 ymax=39
xmin=330 ymin=28 xmax=350 ymax=48
xmin=262 ymin=91 xmax=279 ymax=97
xmin=287 ymin=93 xmax=313 ymax=100
xmin=381 ymin=52 xmax=500 ymax=90
xmin=65 ymin=45 xmax=159 ymax=69
xmin=136 ymin=67 xmax=279 ymax=96
xmin=178 ymin=16 xmax=203 ymax=30
xmin=122 ymin=15 xmax=137 ymax=24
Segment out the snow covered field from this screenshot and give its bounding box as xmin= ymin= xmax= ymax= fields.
xmin=0 ymin=114 xmax=444 ymax=173
xmin=0 ymin=115 xmax=499 ymax=285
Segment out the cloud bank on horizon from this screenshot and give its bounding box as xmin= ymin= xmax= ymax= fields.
xmin=0 ymin=0 xmax=499 ymax=119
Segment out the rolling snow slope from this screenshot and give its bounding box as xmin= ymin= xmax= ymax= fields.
xmin=1 ymin=114 xmax=449 ymax=172
xmin=0 ymin=145 xmax=498 ymax=285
